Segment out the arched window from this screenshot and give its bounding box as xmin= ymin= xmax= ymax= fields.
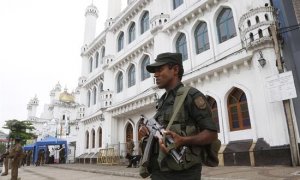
xmin=99 ymin=83 xmax=103 ymax=92
xmin=98 ymin=127 xmax=102 ymax=148
xmin=101 ymin=47 xmax=105 ymax=64
xmin=126 ymin=123 xmax=133 ymax=142
xmin=207 ymin=96 xmax=220 ymax=132
xmin=128 ymin=22 xmax=136 ymax=43
xmin=255 ymin=16 xmax=260 ymax=23
xmin=258 ymin=29 xmax=263 ymax=38
xmin=95 ymin=52 xmax=99 ymax=68
xmin=118 ymin=32 xmax=124 ymax=52
xmin=217 ymin=8 xmax=237 ymax=43
xmin=141 ymin=56 xmax=150 ymax=81
xmin=91 ymin=129 xmax=95 ymax=148
xmin=85 ymin=131 xmax=89 ymax=149
xmin=176 ymin=33 xmax=188 ymax=61
xmin=173 ymin=0 xmax=183 ymax=9
xmin=250 ymin=33 xmax=254 ymax=42
xmin=89 ymin=57 xmax=93 ymax=72
xmin=141 ymin=11 xmax=149 ymax=34
xmin=228 ymin=88 xmax=251 ymax=131
xmin=194 ymin=22 xmax=210 ymax=54
xmin=117 ymin=72 xmax=123 ymax=93
xmin=265 ymin=14 xmax=269 ymax=21
xmin=128 ymin=65 xmax=136 ymax=87
xmin=93 ymin=87 xmax=97 ymax=105
xmin=87 ymin=91 xmax=91 ymax=107
xmin=247 ymin=20 xmax=251 ymax=27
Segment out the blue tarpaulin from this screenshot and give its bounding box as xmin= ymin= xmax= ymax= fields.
xmin=33 ymin=136 xmax=67 ymax=163
xmin=23 ymin=143 xmax=35 ymax=151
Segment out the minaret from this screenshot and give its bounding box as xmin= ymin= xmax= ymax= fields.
xmin=108 ymin=0 xmax=121 ymax=20
xmin=105 ymin=0 xmax=122 ymax=28
xmin=83 ymin=4 xmax=98 ymax=46
xmin=27 ymin=95 xmax=39 ymax=120
xmin=54 ymin=82 xmax=62 ymax=100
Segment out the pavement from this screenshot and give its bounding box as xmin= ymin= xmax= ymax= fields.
xmin=42 ymin=163 xmax=300 ymax=180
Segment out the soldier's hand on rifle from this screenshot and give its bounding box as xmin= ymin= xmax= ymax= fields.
xmin=159 ymin=131 xmax=184 ymax=154
xmin=159 ymin=138 xmax=169 ymax=154
xmin=139 ymin=125 xmax=150 ymax=137
xmin=165 ymin=131 xmax=184 ymax=148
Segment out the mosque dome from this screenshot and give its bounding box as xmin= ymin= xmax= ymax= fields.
xmin=59 ymin=90 xmax=75 ymax=103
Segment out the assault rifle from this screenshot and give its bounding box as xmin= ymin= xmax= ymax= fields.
xmin=140 ymin=116 xmax=187 ymax=168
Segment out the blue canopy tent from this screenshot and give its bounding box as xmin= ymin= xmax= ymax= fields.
xmin=33 ymin=136 xmax=68 ymax=163
xmin=23 ymin=143 xmax=35 ymax=151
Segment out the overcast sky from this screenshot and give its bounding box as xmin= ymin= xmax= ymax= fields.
xmin=0 ymin=0 xmax=126 ymax=133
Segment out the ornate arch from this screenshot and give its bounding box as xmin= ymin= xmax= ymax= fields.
xmin=226 ymin=87 xmax=251 ymax=131
xmin=85 ymin=130 xmax=89 ymax=149
xmin=91 ymin=128 xmax=96 ymax=148
xmin=97 ymin=126 xmax=103 ymax=148
xmin=124 ymin=120 xmax=134 ymax=142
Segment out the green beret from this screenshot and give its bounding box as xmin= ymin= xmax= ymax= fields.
xmin=146 ymin=52 xmax=182 ymax=73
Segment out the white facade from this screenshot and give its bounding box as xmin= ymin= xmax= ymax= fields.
xmin=76 ymin=0 xmax=291 ymax=157
xmin=27 ymin=82 xmax=83 ymax=145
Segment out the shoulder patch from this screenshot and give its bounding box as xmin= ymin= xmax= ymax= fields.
xmin=188 ymin=87 xmax=199 ymax=97
xmin=194 ymin=96 xmax=207 ymax=109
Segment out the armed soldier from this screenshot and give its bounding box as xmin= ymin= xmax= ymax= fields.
xmin=139 ymin=52 xmax=218 ymax=180
xmin=26 ymin=150 xmax=32 ymax=166
xmin=1 ymin=145 xmax=10 ymax=176
xmin=8 ymin=137 xmax=23 ymax=180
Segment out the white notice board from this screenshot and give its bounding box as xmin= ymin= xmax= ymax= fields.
xmin=266 ymin=71 xmax=297 ymax=102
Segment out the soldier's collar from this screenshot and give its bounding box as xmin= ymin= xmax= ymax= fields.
xmin=167 ymin=82 xmax=184 ymax=96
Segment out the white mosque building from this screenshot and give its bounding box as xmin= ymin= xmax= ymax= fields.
xmin=27 ymin=82 xmax=84 ymax=161
xmin=71 ymin=0 xmax=298 ymax=166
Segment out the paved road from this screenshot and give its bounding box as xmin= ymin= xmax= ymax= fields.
xmin=3 ymin=164 xmax=300 ymax=180
xmin=1 ymin=166 xmax=141 ymax=180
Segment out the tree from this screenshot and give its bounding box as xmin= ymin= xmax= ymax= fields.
xmin=3 ymin=119 xmax=36 ymax=145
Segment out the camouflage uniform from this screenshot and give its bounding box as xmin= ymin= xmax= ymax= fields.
xmin=8 ymin=142 xmax=23 ymax=180
xmin=149 ymin=83 xmax=217 ymax=180
xmin=36 ymin=149 xmax=43 ymax=166
xmin=1 ymin=147 xmax=9 ymax=176
xmin=26 ymin=150 xmax=32 ymax=166
xmin=145 ymin=53 xmax=217 ymax=180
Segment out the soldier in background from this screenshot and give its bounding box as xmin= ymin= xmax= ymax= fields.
xmin=0 ymin=145 xmax=10 ymax=176
xmin=36 ymin=149 xmax=43 ymax=166
xmin=58 ymin=145 xmax=65 ymax=164
xmin=26 ymin=150 xmax=32 ymax=166
xmin=45 ymin=147 xmax=50 ymax=164
xmin=40 ymin=149 xmax=45 ymax=166
xmin=8 ymin=137 xmax=23 ymax=180
xmin=21 ymin=151 xmax=27 ymax=166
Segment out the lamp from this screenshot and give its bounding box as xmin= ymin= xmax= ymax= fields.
xmin=258 ymin=51 xmax=266 ymax=67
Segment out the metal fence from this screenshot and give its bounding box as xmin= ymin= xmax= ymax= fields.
xmin=96 ymin=141 xmax=142 ymax=165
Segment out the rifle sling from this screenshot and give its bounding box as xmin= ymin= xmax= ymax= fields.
xmin=166 ymin=86 xmax=190 ymax=131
